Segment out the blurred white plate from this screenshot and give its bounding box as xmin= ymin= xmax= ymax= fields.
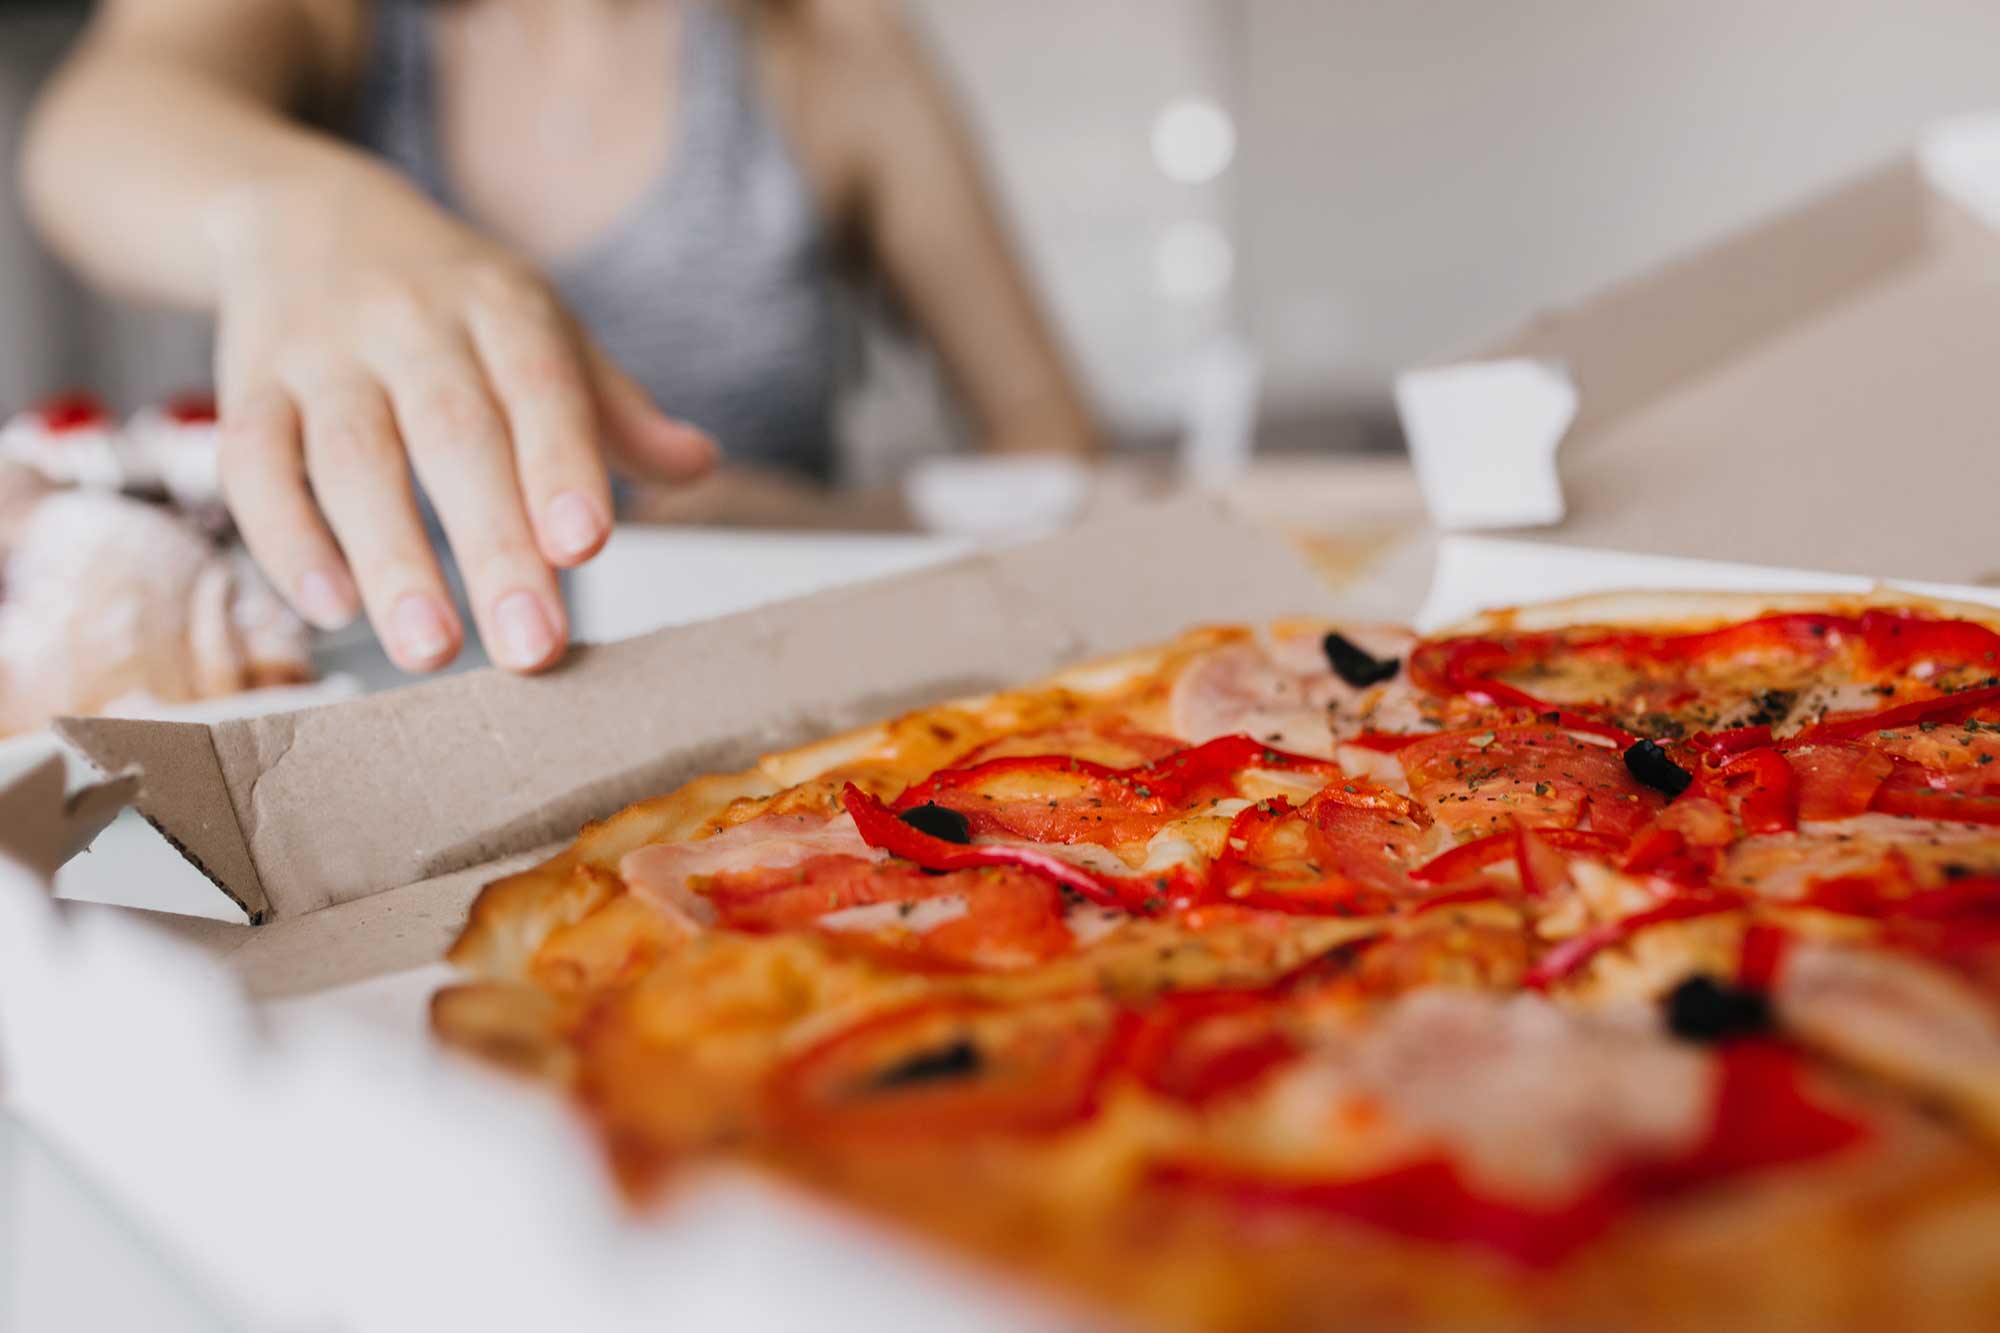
xmin=903 ymin=456 xmax=1090 ymax=539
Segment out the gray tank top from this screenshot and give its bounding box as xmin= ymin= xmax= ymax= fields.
xmin=355 ymin=1 xmax=841 ymax=479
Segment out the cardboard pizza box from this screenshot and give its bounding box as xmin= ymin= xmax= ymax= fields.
xmin=0 ymin=752 xmax=138 ymax=883
xmin=1397 ymin=121 xmax=2000 ymax=588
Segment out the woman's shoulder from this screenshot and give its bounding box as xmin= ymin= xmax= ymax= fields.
xmin=756 ymin=0 xmax=923 ymax=63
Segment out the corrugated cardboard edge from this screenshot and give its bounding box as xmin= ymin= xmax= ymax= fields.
xmin=1394 ymin=153 xmax=2000 ymax=585
xmin=0 ymin=753 xmax=141 ymax=884
xmin=1395 ymin=156 xmax=1935 ymax=529
xmin=49 ymin=847 xmax=554 ymax=1000
xmin=54 ymin=718 xmax=269 ymax=922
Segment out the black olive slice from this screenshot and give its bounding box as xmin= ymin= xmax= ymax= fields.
xmin=1322 ymin=632 xmax=1401 ymax=688
xmin=897 ymin=802 xmax=972 ymax=844
xmin=866 ymin=1039 xmax=983 ymax=1092
xmin=1623 ymin=739 xmax=1693 ymax=798
xmin=1663 ymin=974 xmax=1772 ymax=1042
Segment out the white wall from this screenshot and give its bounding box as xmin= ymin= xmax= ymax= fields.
xmin=913 ymin=0 xmax=1233 ymax=437
xmin=1235 ymin=0 xmax=2000 ymax=419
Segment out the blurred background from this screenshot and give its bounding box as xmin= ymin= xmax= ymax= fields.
xmin=8 ymin=0 xmax=2000 ymax=471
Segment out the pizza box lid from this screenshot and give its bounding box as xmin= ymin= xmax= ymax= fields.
xmin=48 ymin=493 xmax=1348 ymax=997
xmin=1395 ymin=116 xmax=2000 ymax=588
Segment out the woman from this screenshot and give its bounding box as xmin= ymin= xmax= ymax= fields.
xmin=20 ymin=0 xmax=1097 ymax=674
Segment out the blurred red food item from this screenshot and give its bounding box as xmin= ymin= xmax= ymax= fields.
xmin=33 ymin=390 xmax=113 ymax=434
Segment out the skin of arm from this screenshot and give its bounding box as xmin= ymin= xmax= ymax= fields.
xmin=19 ymin=0 xmax=714 ymax=675
xmin=769 ymin=0 xmax=1100 ymax=457
xmin=21 ymin=0 xmax=1092 ymax=678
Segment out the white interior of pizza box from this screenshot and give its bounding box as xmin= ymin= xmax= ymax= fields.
xmin=1400 ymin=151 xmax=2000 ymax=587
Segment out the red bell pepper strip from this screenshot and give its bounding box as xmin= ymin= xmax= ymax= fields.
xmin=1856 ymin=609 xmax=2000 ymax=675
xmin=892 ymin=753 xmax=1145 ymax=814
xmin=1736 ymin=922 xmax=1792 ymax=990
xmin=894 ymin=734 xmax=1339 ymax=815
xmin=1799 ymin=683 xmax=2000 ymax=744
xmin=1408 ymin=883 xmax=1510 ymax=916
xmin=1617 ymin=822 xmax=1725 ymax=889
xmin=1690 ymin=725 xmax=1775 ymax=760
xmin=1409 ymin=830 xmax=1517 ymax=885
xmin=1694 ymin=748 xmax=1797 ymax=835
xmin=1869 ymin=773 xmax=2000 ymax=826
xmin=1525 ymin=894 xmax=1741 ymax=990
xmin=1406 ymin=638 xmax=1637 ymax=746
xmin=1132 ymin=734 xmax=1341 ymax=805
xmin=1893 ymin=875 xmax=2000 ymax=918
xmin=1468 ymin=686 xmax=1637 ymax=748
xmin=1151 ymin=1154 xmax=1622 ymax=1270
xmin=1806 ymin=862 xmax=2000 ymax=921
xmin=1204 ymin=797 xmax=1401 ymax=918
xmin=1620 ymin=826 xmax=1685 ymax=875
xmin=1100 ymin=989 xmax=1303 ymax=1107
xmin=1513 ymin=828 xmax=1574 ymax=897
xmin=1409 ymin=827 xmax=1625 ymax=888
xmin=844 ymin=783 xmax=1157 ymax=911
xmin=1645 ymin=613 xmax=1854 ymax=663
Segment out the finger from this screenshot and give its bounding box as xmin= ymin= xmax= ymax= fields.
xmin=464 ymin=298 xmax=612 ymax=568
xmin=376 ymin=333 xmax=568 ymax=673
xmin=293 ymin=372 xmax=464 ymax=673
xmin=585 ymin=341 xmax=717 ymax=482
xmin=215 ymin=384 xmax=358 ymax=631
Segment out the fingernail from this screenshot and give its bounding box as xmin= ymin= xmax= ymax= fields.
xmin=546 ymin=490 xmax=605 ymax=560
xmin=494 ymin=591 xmax=558 ymax=669
xmin=391 ymin=593 xmax=454 ymax=667
xmin=297 ymin=568 xmax=353 ymax=629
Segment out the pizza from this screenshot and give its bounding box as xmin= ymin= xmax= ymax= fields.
xmin=434 ymin=590 xmax=2000 ymax=1332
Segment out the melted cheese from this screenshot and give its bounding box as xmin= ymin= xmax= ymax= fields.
xmin=1254 ymin=992 xmax=1712 ymax=1201
xmin=817 ymin=896 xmax=970 ymax=934
xmin=1778 ymin=940 xmax=2000 ymax=1139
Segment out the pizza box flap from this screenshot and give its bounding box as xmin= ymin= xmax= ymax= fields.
xmin=1397 ymin=147 xmax=2000 ymax=587
xmin=0 ymin=753 xmax=139 ymax=883
xmin=54 ymin=495 xmax=1338 ymax=930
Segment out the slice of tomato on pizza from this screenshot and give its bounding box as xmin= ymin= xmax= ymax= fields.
xmin=767 ymin=994 xmax=1117 ymax=1141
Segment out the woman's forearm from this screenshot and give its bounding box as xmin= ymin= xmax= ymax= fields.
xmin=19 ymin=9 xmax=401 ymax=309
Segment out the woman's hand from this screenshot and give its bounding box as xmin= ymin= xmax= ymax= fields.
xmin=211 ymin=167 xmax=715 ymax=673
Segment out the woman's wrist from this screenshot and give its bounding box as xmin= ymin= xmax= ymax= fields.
xmin=204 ymin=151 xmax=420 ymax=297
